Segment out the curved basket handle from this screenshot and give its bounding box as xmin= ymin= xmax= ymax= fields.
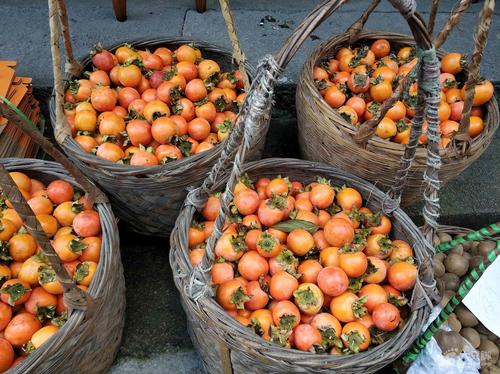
xmin=434 ymin=0 xmax=473 ymax=49
xmin=453 ymin=0 xmax=495 ymax=154
xmin=187 ymin=0 xmax=440 ymax=303
xmin=428 ymin=0 xmax=440 ymax=36
xmin=48 ymin=0 xmax=76 ymax=144
xmin=188 ymin=0 xmax=349 ymax=206
xmin=218 ymin=0 xmax=250 ymax=91
xmin=345 ymin=0 xmax=381 ymax=44
xmin=0 ymin=99 xmax=105 ymax=207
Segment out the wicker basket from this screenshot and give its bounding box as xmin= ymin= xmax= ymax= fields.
xmin=48 ymin=23 xmax=257 ymax=236
xmin=169 ymin=0 xmax=443 ymax=372
xmin=296 ymin=0 xmax=498 ymax=206
xmin=0 ymin=99 xmax=125 ymax=373
xmin=403 ymin=223 xmax=500 ymax=363
xmin=172 ymin=158 xmax=435 ymax=373
xmin=1 ymin=159 xmax=125 ymax=374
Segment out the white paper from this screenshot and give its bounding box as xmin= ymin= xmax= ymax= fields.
xmin=463 ymin=257 xmax=500 ymax=336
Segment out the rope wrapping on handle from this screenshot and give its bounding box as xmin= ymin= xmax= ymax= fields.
xmin=0 ymin=164 xmax=91 ymax=311
xmin=404 ymin=239 xmax=500 ymax=362
xmin=346 ymin=0 xmax=381 ymax=43
xmin=434 ymin=0 xmax=472 ymax=49
xmin=453 ymin=0 xmax=495 ymax=154
xmin=218 ymin=0 xmax=250 ymax=91
xmin=56 ymin=0 xmax=83 ymax=76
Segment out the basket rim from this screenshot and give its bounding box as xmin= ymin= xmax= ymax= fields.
xmin=49 ymin=36 xmax=258 ymax=178
xmin=169 ymin=157 xmax=432 ymax=370
xmin=0 ymin=158 xmax=124 ymax=373
xmin=297 ymin=30 xmax=500 ymax=161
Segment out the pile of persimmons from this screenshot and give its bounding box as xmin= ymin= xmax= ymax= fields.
xmin=0 ymin=172 xmax=101 ymax=371
xmin=64 ymin=43 xmax=245 ymax=165
xmin=314 ymin=39 xmax=494 ymax=147
xmin=189 ymin=174 xmax=417 ymax=354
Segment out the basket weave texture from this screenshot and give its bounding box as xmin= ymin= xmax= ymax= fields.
xmin=49 ymin=37 xmax=257 ymax=236
xmin=296 ymin=30 xmax=499 ymax=206
xmin=2 ymin=158 xmax=125 ymax=374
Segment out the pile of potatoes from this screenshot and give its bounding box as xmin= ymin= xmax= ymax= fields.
xmin=433 ymin=231 xmax=499 ymax=372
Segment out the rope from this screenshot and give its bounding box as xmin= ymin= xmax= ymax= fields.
xmin=218 ymin=0 xmax=250 ymax=91
xmin=346 ymin=0 xmax=381 ymax=43
xmin=454 ymin=0 xmax=495 ymax=154
xmin=387 ymin=0 xmax=417 ymax=19
xmin=48 ymin=0 xmax=71 ymax=144
xmin=434 ymin=0 xmax=472 ymax=49
xmin=404 ymin=239 xmax=500 ymax=362
xmin=436 ymin=222 xmax=500 ymax=252
xmin=428 ymin=0 xmax=440 ymax=36
xmin=0 ymin=163 xmax=92 ymax=311
xmin=56 ymin=0 xmax=83 ymax=76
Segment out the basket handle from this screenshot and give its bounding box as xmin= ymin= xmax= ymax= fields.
xmin=452 ymin=0 xmax=494 ymax=155
xmin=434 ymin=0 xmax=473 ymax=49
xmin=428 ymin=0 xmax=440 ymax=36
xmin=48 ymin=0 xmax=80 ymax=144
xmin=187 ymin=0 xmax=440 ymax=303
xmin=188 ymin=0 xmax=348 ymax=205
xmin=345 ymin=0 xmax=382 ymax=44
xmin=218 ymin=0 xmax=250 ymax=91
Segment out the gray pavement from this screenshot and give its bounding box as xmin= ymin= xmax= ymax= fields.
xmin=2 ymin=0 xmax=500 ymax=372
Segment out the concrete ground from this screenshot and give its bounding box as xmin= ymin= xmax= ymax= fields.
xmin=2 ymin=0 xmax=500 ymax=372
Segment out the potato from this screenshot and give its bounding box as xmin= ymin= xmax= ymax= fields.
xmin=478 ymin=240 xmax=496 ymax=257
xmin=442 ymin=273 xmax=460 ymax=292
xmin=447 ymin=314 xmax=462 ymax=332
xmin=434 ymin=252 xmax=446 ymax=263
xmin=434 ymin=260 xmax=446 ymax=278
xmin=461 ymin=327 xmax=481 ymax=348
xmin=455 ymin=304 xmax=478 ymax=327
xmin=479 ymin=339 xmax=500 ymax=368
xmin=449 ymin=244 xmax=464 ymax=256
xmin=486 ymin=366 xmax=500 ymax=374
xmin=444 ymin=253 xmax=469 ymax=277
xmin=433 ymin=234 xmax=441 ymax=247
xmin=462 ymin=251 xmax=471 ymax=261
xmin=438 ymin=232 xmax=452 ymax=243
xmin=469 ymin=256 xmax=484 ymax=271
xmin=435 ymin=330 xmax=464 ymax=356
xmin=459 ymin=236 xmax=473 ymax=251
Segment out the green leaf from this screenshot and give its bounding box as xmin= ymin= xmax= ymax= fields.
xmin=51 ymin=311 xmax=68 ymax=327
xmin=0 ymin=282 xmax=31 ymax=306
xmin=271 ymin=219 xmax=319 ymax=234
xmin=0 ymin=241 xmax=12 ymax=262
xmin=229 ymin=286 xmax=250 ymax=309
xmin=74 ymin=262 xmax=90 ymax=283
xmin=35 ymin=305 xmax=56 ymax=322
xmin=69 ymin=239 xmax=88 ymax=254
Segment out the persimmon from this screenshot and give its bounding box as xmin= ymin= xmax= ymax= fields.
xmin=330 ymin=291 xmax=366 ymax=323
xmin=238 ymin=251 xmax=269 ymax=281
xmin=388 ymin=261 xmax=417 ymax=291
xmin=272 ymin=300 xmax=300 ymax=329
xmin=216 ymin=279 xmax=249 ymax=310
xmin=0 ymin=279 xmax=31 ymax=306
xmin=338 ymin=251 xmax=368 ymax=278
xmin=293 ymin=324 xmax=322 ymax=351
xmin=317 ymin=266 xmax=348 ymax=297
xmin=372 ymin=302 xmax=400 ymax=331
xmin=358 ymin=284 xmax=388 ymax=313
xmin=286 ymin=229 xmax=315 ymax=257
xmin=324 ymin=218 xmax=354 ymax=247
xmin=468 ymin=116 xmax=485 ymax=138
xmin=298 ymin=260 xmax=322 ymax=284
xmin=269 ymin=271 xmax=299 ymax=301
xmin=244 ymin=281 xmax=269 ymax=311
xmin=341 ymin=322 xmax=371 ymax=352
xmin=4 ymin=312 xmax=41 ymax=347
xmin=8 ymin=234 xmax=37 ymax=262
xmin=31 ymin=325 xmax=60 ymax=349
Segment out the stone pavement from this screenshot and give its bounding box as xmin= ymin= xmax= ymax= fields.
xmin=2 ymin=0 xmax=500 ymax=372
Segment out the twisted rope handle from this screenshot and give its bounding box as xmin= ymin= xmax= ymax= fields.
xmin=0 ymin=99 xmax=105 ymax=207
xmin=453 ymin=0 xmax=495 ymax=154
xmin=404 ymin=238 xmax=500 ymax=362
xmin=218 ymin=0 xmax=250 ymax=91
xmin=346 ymin=0 xmax=381 ymax=43
xmin=434 ymin=0 xmax=472 ymax=49
xmin=48 ymin=0 xmax=72 ymax=144
xmin=186 ymin=0 xmax=347 ymax=207
xmin=56 ymin=0 xmax=83 ymax=76
xmin=0 ymin=165 xmax=92 ymax=311
xmin=436 ymin=222 xmax=500 ymax=252
xmin=428 ymin=0 xmax=440 ymax=36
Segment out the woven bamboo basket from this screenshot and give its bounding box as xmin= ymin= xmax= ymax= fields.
xmin=404 ymin=223 xmax=500 ymax=364
xmin=47 ymin=0 xmax=256 ymax=236
xmin=0 ymin=101 xmax=125 ymax=374
xmin=296 ymin=0 xmax=498 ymax=206
xmin=170 ymin=0 xmax=443 ymax=372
